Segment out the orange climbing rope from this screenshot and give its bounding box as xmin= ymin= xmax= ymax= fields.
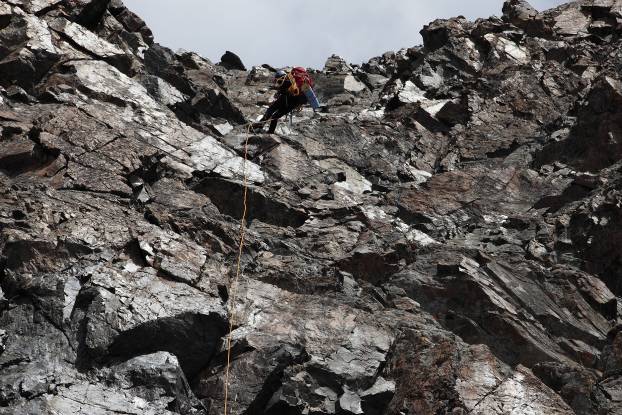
xmin=222 ymin=120 xmax=267 ymax=415
xmin=222 ymin=87 xmax=312 ymax=412
xmin=222 ymin=134 xmax=247 ymax=415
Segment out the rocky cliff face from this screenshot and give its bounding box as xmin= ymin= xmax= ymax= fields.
xmin=1 ymin=0 xmax=622 ymax=414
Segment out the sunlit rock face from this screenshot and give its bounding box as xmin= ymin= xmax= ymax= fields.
xmin=1 ymin=0 xmax=622 ymax=414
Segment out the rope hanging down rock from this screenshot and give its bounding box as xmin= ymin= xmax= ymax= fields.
xmin=222 ymin=120 xmax=265 ymax=415
xmin=124 ymin=114 xmax=280 ymax=413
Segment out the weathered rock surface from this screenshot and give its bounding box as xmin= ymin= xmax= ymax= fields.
xmin=2 ymin=0 xmax=622 ymax=414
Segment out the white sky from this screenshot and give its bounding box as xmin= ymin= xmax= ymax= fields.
xmin=124 ymin=0 xmax=568 ymax=69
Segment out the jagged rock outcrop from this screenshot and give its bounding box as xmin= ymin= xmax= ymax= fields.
xmin=219 ymin=50 xmax=246 ymax=71
xmin=2 ymin=0 xmax=622 ymax=414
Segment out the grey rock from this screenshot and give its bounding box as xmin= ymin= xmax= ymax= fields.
xmin=538 ymin=75 xmax=622 ymax=172
xmin=358 ymin=72 xmax=389 ymax=91
xmin=323 ymin=54 xmax=353 ymax=73
xmin=340 ymin=387 xmax=363 ymax=414
xmin=503 ymin=0 xmax=551 ymax=36
xmin=552 ymin=5 xmax=592 ymax=36
xmin=0 ymin=8 xmax=59 ymax=90
xmin=2 ymin=1 xmax=622 ymax=414
xmin=48 ymin=17 xmax=132 ymax=73
xmin=359 ymin=377 xmax=396 ymax=414
xmin=219 ymin=50 xmax=246 ymax=71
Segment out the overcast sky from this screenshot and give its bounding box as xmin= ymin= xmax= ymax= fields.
xmin=124 ymin=0 xmax=568 ymax=69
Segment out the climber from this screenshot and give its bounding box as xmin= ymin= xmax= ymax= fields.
xmin=252 ymin=67 xmax=321 ymax=134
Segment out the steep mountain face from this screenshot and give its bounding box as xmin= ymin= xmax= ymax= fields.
xmin=1 ymin=0 xmax=622 ymax=413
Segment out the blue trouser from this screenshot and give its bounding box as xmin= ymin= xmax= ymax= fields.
xmin=304 ymin=87 xmax=321 ymax=110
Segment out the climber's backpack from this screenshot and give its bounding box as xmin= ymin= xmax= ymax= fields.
xmin=287 ymin=67 xmax=314 ymax=96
